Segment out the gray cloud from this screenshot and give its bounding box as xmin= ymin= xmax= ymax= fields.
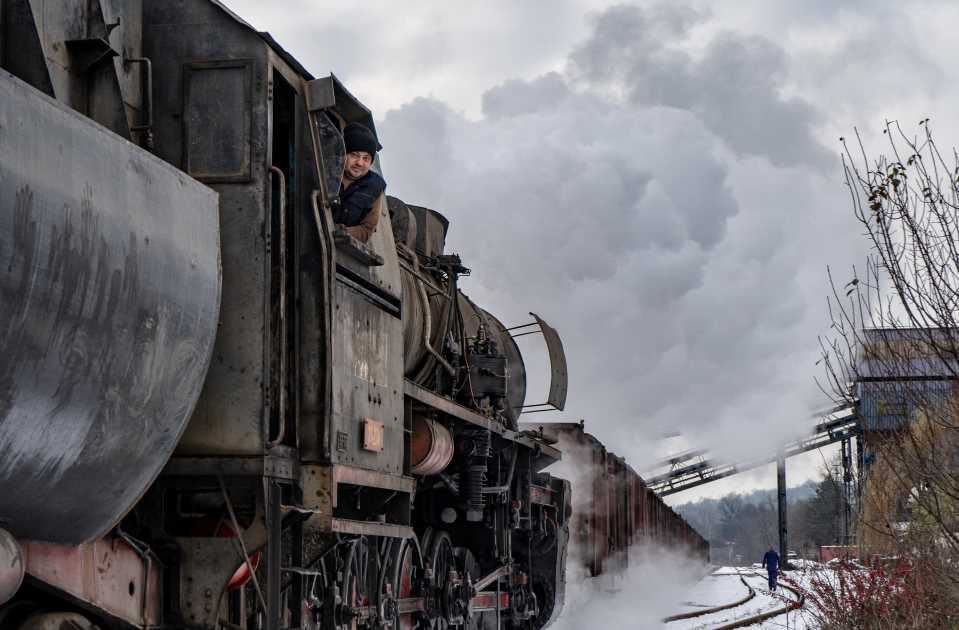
xmin=482 ymin=73 xmax=571 ymax=119
xmin=569 ymin=5 xmax=830 ymax=169
xmin=378 ymin=2 xmax=862 ymax=474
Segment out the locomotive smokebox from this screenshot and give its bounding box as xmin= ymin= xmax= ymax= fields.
xmin=0 ymin=529 xmax=24 ymax=606
xmin=0 ymin=70 xmax=220 ymax=544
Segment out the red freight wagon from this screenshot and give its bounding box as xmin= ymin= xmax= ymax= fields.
xmin=530 ymin=422 xmax=709 ymax=581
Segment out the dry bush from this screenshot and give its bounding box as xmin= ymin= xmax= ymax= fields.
xmin=794 ymin=560 xmax=945 ymax=630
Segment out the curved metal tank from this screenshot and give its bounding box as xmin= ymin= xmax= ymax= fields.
xmin=0 ymin=71 xmax=221 ymax=544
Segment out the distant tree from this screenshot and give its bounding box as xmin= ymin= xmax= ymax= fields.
xmin=791 ymin=468 xmax=844 ymax=555
xmin=717 ymin=494 xmax=745 ymax=543
xmin=674 ymin=482 xmax=824 ymax=564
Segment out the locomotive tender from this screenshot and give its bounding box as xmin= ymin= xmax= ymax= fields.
xmin=0 ymin=2 xmax=705 ymax=629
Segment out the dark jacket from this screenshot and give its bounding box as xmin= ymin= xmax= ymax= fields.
xmin=336 ymin=170 xmax=386 ymax=242
xmin=762 ymin=550 xmax=780 ymax=572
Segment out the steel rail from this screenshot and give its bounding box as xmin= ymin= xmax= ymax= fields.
xmin=712 ymin=571 xmax=804 ymax=630
xmin=662 ymin=574 xmax=755 ymax=623
xmin=663 ymin=570 xmax=803 ymax=628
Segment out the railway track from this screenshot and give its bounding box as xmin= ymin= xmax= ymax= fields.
xmin=663 ymin=568 xmax=804 ymax=629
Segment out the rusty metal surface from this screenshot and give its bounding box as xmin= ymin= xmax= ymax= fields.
xmin=2 ymin=0 xmax=55 ymax=97
xmin=143 ymin=3 xmax=271 ymax=456
xmin=0 ymin=68 xmax=220 ymax=543
xmin=182 ymin=59 xmax=253 ymax=182
xmin=529 ymin=484 xmax=554 ymax=506
xmin=409 ymin=415 xmax=454 ymax=476
xmin=459 ymin=295 xmax=527 ymax=426
xmin=334 ymin=192 xmax=403 ymax=300
xmin=162 ymin=455 xmax=299 ymax=480
xmin=3 ymin=0 xmax=144 ymax=139
xmin=175 ymin=537 xmax=242 ymax=629
xmin=329 ymin=278 xmax=404 ymax=473
xmin=531 ymin=312 xmax=568 ymax=411
xmin=471 ymin=591 xmax=510 ymax=612
xmin=329 ymin=518 xmax=413 ymax=539
xmin=406 ymin=204 xmax=448 ymax=258
xmin=406 ymin=379 xmax=507 ymax=435
xmin=405 ymin=380 xmax=562 ymax=464
xmin=0 ymin=529 xmax=24 ymax=606
xmin=301 ymin=464 xmax=414 ymax=511
xmin=399 ymin=258 xmax=429 ymax=374
xmin=23 ymin=537 xmax=161 ymax=626
xmin=15 ymin=612 xmax=100 ymax=630
xmin=333 ymin=464 xmax=415 ymax=495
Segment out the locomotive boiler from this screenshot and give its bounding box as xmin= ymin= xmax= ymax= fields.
xmin=0 ymin=1 xmax=572 ymax=629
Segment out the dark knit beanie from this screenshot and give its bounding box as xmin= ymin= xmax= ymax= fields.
xmin=343 ymin=122 xmax=380 ymax=156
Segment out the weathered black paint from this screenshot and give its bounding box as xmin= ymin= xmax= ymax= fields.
xmin=0 ymin=69 xmax=220 ymax=544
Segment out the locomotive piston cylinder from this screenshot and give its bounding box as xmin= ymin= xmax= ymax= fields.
xmin=0 ymin=529 xmax=24 ymax=606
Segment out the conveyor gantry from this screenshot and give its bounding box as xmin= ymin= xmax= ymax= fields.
xmin=646 ymin=404 xmax=859 ymax=496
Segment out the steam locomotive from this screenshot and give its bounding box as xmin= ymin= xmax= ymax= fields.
xmin=0 ymin=2 xmax=704 ymax=629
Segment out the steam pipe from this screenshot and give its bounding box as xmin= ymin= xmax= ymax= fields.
xmin=124 ymin=57 xmax=153 ymax=149
xmin=416 ymin=273 xmax=456 ymax=376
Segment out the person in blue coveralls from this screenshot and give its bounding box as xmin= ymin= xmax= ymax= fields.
xmin=762 ymin=546 xmax=780 ymax=591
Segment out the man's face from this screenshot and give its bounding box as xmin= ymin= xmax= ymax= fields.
xmin=344 ymin=151 xmax=373 ymax=180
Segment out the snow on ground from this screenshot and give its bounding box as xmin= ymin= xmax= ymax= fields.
xmin=551 ymin=556 xmax=830 ymax=629
xmin=662 ymin=564 xmax=834 ymax=629
xmin=667 ymin=566 xmax=807 ymax=629
xmin=550 ymin=546 xmax=710 ymax=630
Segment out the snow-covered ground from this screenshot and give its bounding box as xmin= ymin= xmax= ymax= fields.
xmin=550 ymin=552 xmax=829 ymax=629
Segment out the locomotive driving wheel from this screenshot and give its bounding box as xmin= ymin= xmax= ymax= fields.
xmin=425 ymin=531 xmax=467 ymax=629
xmin=387 ymin=537 xmax=422 ymax=630
xmin=339 ymin=538 xmax=371 ymax=630
xmin=455 ymin=547 xmax=483 ymax=630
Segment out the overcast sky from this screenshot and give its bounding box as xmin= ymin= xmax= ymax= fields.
xmin=224 ymin=0 xmax=959 ymax=500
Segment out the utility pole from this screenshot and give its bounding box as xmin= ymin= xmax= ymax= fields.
xmin=777 ymin=452 xmax=789 ymax=569
xmin=841 ymin=438 xmax=853 ymax=546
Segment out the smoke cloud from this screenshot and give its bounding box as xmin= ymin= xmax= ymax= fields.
xmin=376 ymin=3 xmax=855 ymax=470
xmin=552 ymin=544 xmax=707 ymax=629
